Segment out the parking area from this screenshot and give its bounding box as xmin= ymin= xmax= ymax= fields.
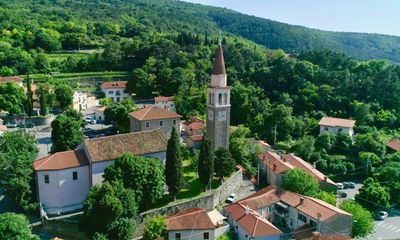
xmin=336 ymin=183 xmax=363 ymax=203
xmin=362 ymin=216 xmax=400 ymax=240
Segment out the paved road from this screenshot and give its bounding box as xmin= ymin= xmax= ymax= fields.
xmin=236 ymin=175 xmax=257 ymax=201
xmin=336 ymin=183 xmax=363 ymax=204
xmin=361 ymin=216 xmax=400 ymax=240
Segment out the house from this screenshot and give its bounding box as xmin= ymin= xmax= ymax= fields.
xmin=225 ymin=186 xmax=352 ymax=239
xmin=34 ymin=129 xmax=167 ymax=214
xmin=0 ymin=124 xmax=7 ymax=136
xmin=258 ymin=152 xmax=336 ymax=192
xmin=386 ymin=139 xmax=400 ymax=153
xmin=155 ymin=96 xmax=175 ymax=112
xmin=186 ymin=135 xmax=203 ymax=149
xmin=128 ymin=105 xmax=182 ymax=137
xmin=94 ymin=106 xmax=106 ymax=123
xmin=166 ymin=208 xmax=229 ymax=240
xmin=0 ymin=76 xmax=23 ymax=87
xmin=318 ymin=117 xmax=356 ymax=138
xmin=224 ymin=203 xmax=282 ymax=240
xmin=100 ymin=81 xmax=130 ymax=103
xmin=182 ymin=116 xmax=204 ymax=136
xmin=28 ymin=84 xmax=40 ymax=108
xmin=86 ymin=94 xmax=97 ymax=109
xmin=72 ymin=92 xmax=88 ymax=112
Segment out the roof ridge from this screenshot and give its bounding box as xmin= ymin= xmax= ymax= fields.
xmin=140 ymin=105 xmax=155 ymax=120
xmin=155 ymin=129 xmax=168 ymax=145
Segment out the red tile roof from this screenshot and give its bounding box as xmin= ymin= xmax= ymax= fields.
xmin=0 ymin=76 xmax=23 ymax=84
xmin=101 ymin=81 xmax=127 ymax=89
xmin=166 ymin=208 xmax=215 ymax=231
xmin=237 ymin=210 xmax=281 ymax=237
xmin=259 ymin=151 xmax=292 ymax=174
xmin=387 ymin=139 xmax=400 ymax=152
xmin=319 ymin=117 xmax=355 ymax=128
xmin=187 ymin=121 xmax=204 ymax=131
xmin=224 ymin=202 xmax=247 ymax=221
xmin=282 ymin=154 xmax=336 ymax=185
xmin=155 ymin=96 xmax=174 ymax=102
xmin=212 ymin=44 xmax=226 ymax=75
xmin=128 ymin=105 xmax=182 ymax=121
xmin=189 ymin=135 xmax=203 ymax=142
xmin=33 ymin=150 xmax=89 ymax=171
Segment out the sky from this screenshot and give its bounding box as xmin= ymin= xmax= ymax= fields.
xmin=183 ymin=0 xmax=400 ymax=36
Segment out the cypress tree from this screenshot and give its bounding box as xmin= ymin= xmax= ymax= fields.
xmin=214 ymin=148 xmax=235 ymax=183
xmin=39 ymin=85 xmax=48 ymax=116
xmin=198 ymin=137 xmax=214 ymax=191
xmin=25 ymin=74 xmax=33 ymax=116
xmin=165 ymin=127 xmax=184 ymax=201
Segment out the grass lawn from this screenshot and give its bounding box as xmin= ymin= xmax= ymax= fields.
xmin=153 ymin=158 xmax=220 ymax=209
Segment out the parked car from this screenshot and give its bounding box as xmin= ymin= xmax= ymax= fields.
xmin=348 ymin=182 xmax=356 ymax=189
xmin=343 ymin=182 xmax=350 ymax=189
xmin=376 ymin=211 xmax=388 ymax=220
xmin=338 ymin=191 xmax=347 ymax=198
xmin=90 ymin=119 xmax=97 ymax=124
xmin=337 ymin=183 xmax=344 ymax=190
xmin=5 ymin=122 xmax=17 ymax=128
xmin=226 ymin=193 xmax=238 ymax=203
xmin=85 ymin=117 xmax=92 ymax=123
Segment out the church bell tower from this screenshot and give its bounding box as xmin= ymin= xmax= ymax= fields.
xmin=206 ymin=42 xmax=230 ymax=151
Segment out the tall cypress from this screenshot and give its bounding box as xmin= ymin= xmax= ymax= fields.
xmin=39 ymin=85 xmax=48 ymax=116
xmin=25 ymin=74 xmax=33 ymax=116
xmin=198 ymin=137 xmax=214 ymax=191
xmin=165 ymin=127 xmax=184 ymax=201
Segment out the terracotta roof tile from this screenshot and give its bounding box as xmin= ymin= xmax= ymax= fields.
xmin=189 ymin=135 xmax=203 ymax=142
xmin=155 ymin=96 xmax=174 ymax=102
xmin=237 ymin=210 xmax=281 ymax=237
xmin=101 ymin=81 xmax=127 ymax=89
xmin=258 ymin=151 xmax=292 ymax=174
xmin=166 ymin=208 xmax=215 ymax=230
xmin=33 ymin=150 xmax=89 ymax=171
xmin=128 ymin=105 xmax=181 ymax=121
xmin=224 ymin=203 xmax=247 ymax=221
xmin=212 ymin=44 xmax=226 ymax=75
xmin=319 ymin=117 xmax=355 ymax=128
xmin=387 ymin=139 xmax=400 ymax=152
xmin=282 ymin=154 xmax=336 ymax=185
xmin=187 ymin=121 xmax=204 ymax=131
xmin=84 ymin=129 xmax=167 ymax=162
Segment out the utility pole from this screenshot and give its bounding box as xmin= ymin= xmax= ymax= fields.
xmin=273 ymin=124 xmax=277 ymax=146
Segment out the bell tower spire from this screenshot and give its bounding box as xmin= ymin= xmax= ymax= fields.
xmin=206 ymin=43 xmax=231 ymax=151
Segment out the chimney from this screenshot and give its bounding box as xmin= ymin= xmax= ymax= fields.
xmin=245 ymin=205 xmax=250 ymax=214
xmin=324 ymin=176 xmax=327 ymax=181
xmin=313 ymin=162 xmax=317 ymax=169
xmin=312 ymin=231 xmax=321 ymax=240
xmin=300 ymin=197 xmax=304 ymax=205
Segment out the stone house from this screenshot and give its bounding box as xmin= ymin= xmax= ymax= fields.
xmin=34 ymin=129 xmax=167 ymax=214
xmin=318 ymin=117 xmax=356 ymax=138
xmin=129 ymin=105 xmax=181 ymax=137
xmin=155 ymin=96 xmax=176 ymax=112
xmin=101 ymin=81 xmax=130 ymax=103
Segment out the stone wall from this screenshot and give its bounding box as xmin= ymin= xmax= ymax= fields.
xmin=139 ymin=169 xmax=243 ymax=223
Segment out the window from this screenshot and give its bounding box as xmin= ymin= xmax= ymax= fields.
xmin=211 ymin=93 xmax=215 ymax=104
xmin=173 ymin=120 xmax=176 ymax=125
xmin=73 ymin=171 xmax=78 ymax=180
xmin=99 ymin=116 xmax=102 ymax=120
xmin=108 ymin=91 xmax=114 ymax=94
xmin=44 ymin=175 xmax=49 ymax=184
xmin=324 ymin=127 xmax=328 ymax=131
xmin=116 ymin=97 xmax=120 ymax=102
xmin=145 ymin=122 xmax=150 ymax=128
xmin=175 ymin=233 xmax=181 ymax=240
xmin=160 ymin=120 xmax=163 ymax=126
xmin=116 ymin=90 xmax=121 ymax=96
xmin=223 ymin=93 xmax=228 ymax=105
xmin=208 ymin=93 xmax=212 ymax=104
xmin=218 ymin=93 xmax=222 ymax=105
xmin=290 ymin=219 xmax=294 ymax=227
xmin=298 ymin=213 xmax=307 ymax=223
xmin=309 ymin=219 xmax=317 ymax=227
xmin=203 ymin=232 xmax=209 ymax=239
xmin=111 ymin=97 xmax=114 ymax=102
xmin=338 ymin=128 xmax=343 ymax=132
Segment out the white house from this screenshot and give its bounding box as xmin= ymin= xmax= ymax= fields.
xmin=318 ymin=117 xmax=356 ymax=138
xmin=94 ymin=106 xmax=106 ymax=123
xmin=72 ymin=92 xmax=88 ymax=112
xmin=154 ymin=96 xmax=175 ymax=112
xmin=166 ymin=208 xmax=229 ymax=240
xmin=100 ymin=81 xmax=130 ymax=103
xmin=34 ymin=129 xmax=167 ymax=214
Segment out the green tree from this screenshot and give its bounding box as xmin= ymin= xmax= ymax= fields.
xmin=25 ymin=75 xmax=33 ymax=116
xmin=79 ymin=181 xmax=137 ymax=239
xmin=375 ymin=162 xmax=400 ymax=205
xmin=355 ymin=177 xmax=390 ymax=211
xmin=315 ymin=132 xmax=335 ymax=152
xmin=104 ymin=153 xmax=164 ymax=211
xmin=198 ymin=137 xmax=214 ymax=190
xmin=51 ymin=111 xmax=85 ymax=152
xmin=54 ymin=84 xmax=74 ymax=111
xmin=0 ymin=213 xmax=38 ymax=240
xmin=314 ymin=191 xmax=336 ymax=206
xmin=282 ymin=168 xmax=319 ymax=196
xmin=0 ymin=130 xmax=38 ymax=211
xmin=291 ymin=135 xmax=315 ymax=161
xmin=104 ymin=102 xmax=137 ymax=133
xmin=340 ymin=201 xmax=374 ymax=238
xmin=165 ymin=127 xmax=184 ymax=201
xmin=214 ymin=148 xmax=235 ymax=183
xmin=0 ymin=82 xmax=26 ymax=115
xmin=143 ymin=215 xmax=166 ymax=240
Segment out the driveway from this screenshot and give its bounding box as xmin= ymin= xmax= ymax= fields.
xmin=236 ymin=175 xmax=257 ymax=201
xmin=336 ymin=183 xmax=363 ymax=204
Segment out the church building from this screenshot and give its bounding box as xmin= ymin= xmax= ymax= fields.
xmin=206 ymin=42 xmax=231 ymax=151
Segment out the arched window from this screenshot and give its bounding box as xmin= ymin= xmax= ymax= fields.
xmin=223 ymin=93 xmax=228 ymax=105
xmin=218 ymin=93 xmax=222 ymax=105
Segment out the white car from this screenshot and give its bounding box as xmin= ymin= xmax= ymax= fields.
xmin=376 ymin=211 xmax=388 ymax=220
xmin=226 ymin=193 xmax=238 ymax=203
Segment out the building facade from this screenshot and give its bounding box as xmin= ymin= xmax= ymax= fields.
xmin=154 ymin=96 xmax=175 ymax=112
xmin=129 ymin=105 xmax=181 ymax=137
xmin=206 ymin=43 xmax=231 ymax=151
xmin=101 ymin=81 xmax=130 ymax=103
xmin=319 ymin=117 xmax=356 ymax=138
xmin=34 ymin=130 xmax=167 ymax=214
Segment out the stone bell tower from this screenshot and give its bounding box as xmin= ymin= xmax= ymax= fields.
xmin=206 ymin=42 xmax=231 ymax=151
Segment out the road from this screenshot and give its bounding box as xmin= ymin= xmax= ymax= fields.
xmin=336 ymin=183 xmax=363 ymax=204
xmin=361 ymin=216 xmax=400 ymax=240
